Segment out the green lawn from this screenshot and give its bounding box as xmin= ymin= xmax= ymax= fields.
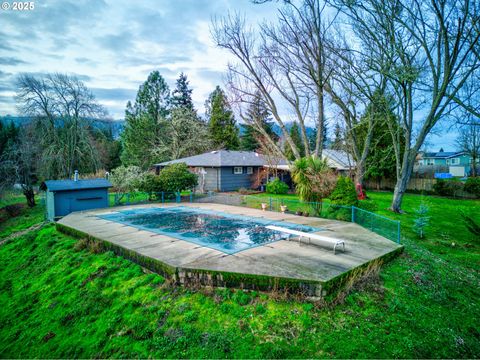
xmin=0 ymin=192 xmax=479 ymax=358
xmin=0 ymin=195 xmax=45 ymax=239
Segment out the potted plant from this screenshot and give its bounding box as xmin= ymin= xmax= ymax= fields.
xmin=280 ymin=205 xmax=288 ymax=213
xmin=295 ymin=210 xmax=303 ymax=216
xmin=261 ymin=203 xmax=268 ymax=211
xmin=303 ymin=212 xmax=309 ymax=217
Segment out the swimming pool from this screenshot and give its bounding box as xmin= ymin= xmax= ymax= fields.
xmin=98 ymin=206 xmax=322 ymax=254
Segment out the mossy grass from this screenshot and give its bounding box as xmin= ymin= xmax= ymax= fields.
xmin=0 ymin=193 xmax=479 ymax=357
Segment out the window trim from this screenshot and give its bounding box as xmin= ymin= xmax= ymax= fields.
xmin=233 ymin=166 xmax=243 ymax=175
xmin=246 ymin=166 xmax=253 ymax=175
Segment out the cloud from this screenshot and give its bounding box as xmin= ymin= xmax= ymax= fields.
xmin=75 ymin=57 xmax=98 ymax=66
xmin=0 ymin=57 xmax=27 ymax=66
xmin=91 ymin=87 xmax=137 ymax=102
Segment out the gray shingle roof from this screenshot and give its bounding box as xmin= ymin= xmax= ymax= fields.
xmin=322 ymin=149 xmax=356 ymax=170
xmin=155 ymin=150 xmax=287 ymax=167
xmin=43 ymin=179 xmax=112 ymax=192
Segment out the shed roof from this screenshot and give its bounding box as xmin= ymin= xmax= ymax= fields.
xmin=155 ymin=150 xmax=287 ymax=167
xmin=43 ymin=179 xmax=112 ymax=192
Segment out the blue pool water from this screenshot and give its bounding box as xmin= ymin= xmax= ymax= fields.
xmin=98 ymin=206 xmax=322 ymax=254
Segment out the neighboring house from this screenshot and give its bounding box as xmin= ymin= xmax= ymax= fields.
xmin=155 ymin=150 xmax=285 ymax=192
xmin=264 ymin=149 xmax=355 ymax=176
xmin=416 ymin=149 xmax=473 ymax=177
xmin=322 ymin=149 xmax=356 ymax=174
xmin=155 ymin=149 xmax=355 ymax=192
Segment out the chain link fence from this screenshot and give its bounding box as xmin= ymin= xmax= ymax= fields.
xmin=107 ymin=191 xmax=401 ymax=244
xmin=193 ymin=192 xmax=401 ymax=243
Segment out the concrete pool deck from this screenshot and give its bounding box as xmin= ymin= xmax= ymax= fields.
xmin=57 ymin=203 xmax=403 ymax=296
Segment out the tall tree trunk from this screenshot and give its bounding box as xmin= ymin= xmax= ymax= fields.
xmin=314 ymin=91 xmax=325 ymax=158
xmin=390 ymin=150 xmax=416 ymax=213
xmin=23 ymin=186 xmax=35 ymax=208
xmin=354 ymin=158 xmax=366 ymax=186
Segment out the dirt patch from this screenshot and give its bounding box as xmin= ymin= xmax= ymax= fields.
xmin=0 ymin=203 xmax=26 ymax=223
xmin=0 ymin=222 xmax=46 ymax=246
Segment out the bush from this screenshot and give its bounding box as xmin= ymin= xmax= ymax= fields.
xmin=433 ymin=179 xmax=464 ymax=197
xmin=159 ymin=163 xmax=198 ymax=192
xmin=464 ymin=177 xmax=480 ymax=198
xmin=139 ymin=163 xmax=198 ymax=194
xmin=266 ymin=178 xmax=289 ymax=195
xmin=330 ymin=176 xmax=358 ymax=206
xmin=356 ymin=199 xmax=378 ymax=212
xmin=110 ymin=165 xmax=145 ymax=193
xmin=138 ymin=173 xmax=164 ymax=194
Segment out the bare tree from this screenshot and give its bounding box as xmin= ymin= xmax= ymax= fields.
xmin=332 ymin=0 xmax=480 ymax=212
xmin=0 ymin=125 xmax=40 ymax=207
xmin=16 ymin=73 xmax=107 ymax=179
xmin=457 ymin=121 xmax=480 ymax=177
xmin=325 ymin=34 xmax=386 ymax=185
xmin=162 ymin=107 xmax=213 ymax=160
xmin=212 ymin=0 xmax=336 ymax=160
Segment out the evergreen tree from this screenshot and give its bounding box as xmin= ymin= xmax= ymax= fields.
xmin=240 ymin=93 xmax=277 ymax=151
xmin=0 ymin=121 xmax=19 ymax=158
xmin=331 ymin=123 xmax=344 ymax=150
xmin=284 ymin=122 xmax=305 ymax=161
xmin=170 ymin=73 xmax=194 ymax=110
xmin=121 ymin=71 xmax=170 ymax=169
xmin=305 ymin=125 xmax=327 ymax=153
xmin=206 ymin=86 xmax=239 ymax=150
xmin=357 ymin=90 xmax=401 ymax=181
xmin=127 ymin=71 xmax=170 ymax=121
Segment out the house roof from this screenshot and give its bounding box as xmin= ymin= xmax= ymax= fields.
xmin=322 ymin=149 xmax=356 ymax=170
xmin=421 ymin=151 xmax=465 ymax=159
xmin=155 ymin=150 xmax=288 ymax=167
xmin=258 ymin=150 xmax=356 ymax=171
xmin=43 ymin=179 xmax=112 ymax=192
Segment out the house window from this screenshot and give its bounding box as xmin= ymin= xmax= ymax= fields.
xmin=246 ymin=167 xmax=253 ymax=175
xmin=233 ymin=166 xmax=243 ymax=174
xmin=450 ymin=158 xmax=459 ymax=165
xmin=427 ymin=159 xmax=435 ymax=165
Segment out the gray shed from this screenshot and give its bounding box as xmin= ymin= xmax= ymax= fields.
xmin=43 ymin=178 xmax=112 ymax=221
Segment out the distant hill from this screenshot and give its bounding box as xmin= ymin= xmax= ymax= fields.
xmin=1 ymin=115 xmax=329 ymax=145
xmin=0 ymin=115 xmax=125 ymax=139
xmin=238 ymin=122 xmax=316 ymax=136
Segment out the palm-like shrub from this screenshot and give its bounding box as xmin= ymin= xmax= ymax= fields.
xmin=291 ymin=156 xmax=337 ymax=215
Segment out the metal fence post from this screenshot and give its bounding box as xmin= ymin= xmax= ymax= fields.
xmin=269 ymin=197 xmax=272 ymax=211
xmin=161 ymin=192 xmax=164 ymax=204
xmin=351 ymin=206 xmax=355 ymax=223
xmin=397 ymin=221 xmax=401 ymax=244
xmin=176 ymin=192 xmax=180 ymax=203
xmin=190 ymin=191 xmax=193 ymax=203
xmin=126 ymin=193 xmax=130 ymax=205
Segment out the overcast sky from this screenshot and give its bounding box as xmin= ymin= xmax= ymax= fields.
xmin=0 ymin=0 xmax=278 ymax=117
xmin=0 ymin=0 xmax=458 ymax=150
